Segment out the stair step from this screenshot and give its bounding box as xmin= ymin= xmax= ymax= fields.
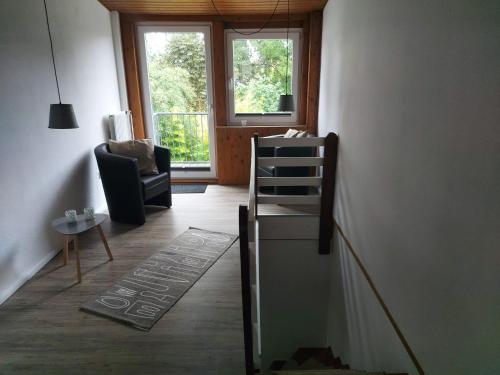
xmin=282 ymin=358 xmax=345 ymax=371
xmin=270 ymin=347 xmax=407 ymax=375
xmin=271 ymin=371 xmax=388 ymax=375
xmin=288 ymin=347 xmax=348 ymax=370
xmin=270 ymin=360 xmax=288 ymax=371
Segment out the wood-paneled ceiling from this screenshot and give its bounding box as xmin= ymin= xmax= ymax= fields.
xmin=98 ymin=0 xmax=328 ymax=15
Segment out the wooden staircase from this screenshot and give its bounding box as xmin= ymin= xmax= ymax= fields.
xmin=240 ymin=133 xmax=422 ymax=375
xmin=243 ymin=134 xmax=339 ymax=372
xmin=272 ymin=371 xmax=406 ymax=375
xmin=269 ymin=348 xmax=407 ymax=375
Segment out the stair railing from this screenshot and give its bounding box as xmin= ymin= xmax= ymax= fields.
xmin=333 ymin=219 xmax=425 ymax=375
xmin=239 ymin=205 xmax=254 ymax=375
xmin=251 ymin=132 xmax=338 ymax=254
xmin=247 ymin=131 xmax=423 ymax=374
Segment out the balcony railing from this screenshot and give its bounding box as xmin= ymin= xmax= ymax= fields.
xmin=153 ymin=112 xmax=210 ymax=166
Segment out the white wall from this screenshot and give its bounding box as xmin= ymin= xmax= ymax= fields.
xmin=318 ymin=1 xmax=500 ymax=374
xmin=0 ymin=0 xmax=121 ymax=303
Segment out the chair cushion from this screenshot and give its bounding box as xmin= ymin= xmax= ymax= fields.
xmin=109 ymin=139 xmax=159 ymax=176
xmin=140 ymin=172 xmax=169 ymax=201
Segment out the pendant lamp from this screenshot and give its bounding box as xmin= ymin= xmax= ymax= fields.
xmin=44 ymin=0 xmax=79 ymax=129
xmin=278 ymin=0 xmax=294 ymax=112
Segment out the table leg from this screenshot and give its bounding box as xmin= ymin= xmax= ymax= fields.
xmin=63 ymin=235 xmax=70 ymax=266
xmin=96 ymin=224 xmax=113 ymax=260
xmin=74 ymin=235 xmax=81 ymax=283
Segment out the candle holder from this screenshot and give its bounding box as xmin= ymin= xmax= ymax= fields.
xmin=84 ymin=207 xmax=95 ymax=221
xmin=65 ymin=209 xmax=77 ymax=223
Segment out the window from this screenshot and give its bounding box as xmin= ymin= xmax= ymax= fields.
xmin=226 ymin=29 xmax=301 ymax=125
xmin=137 ymin=25 xmax=217 ymax=178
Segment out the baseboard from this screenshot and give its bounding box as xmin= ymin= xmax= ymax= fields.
xmin=0 ymin=247 xmax=60 ymax=305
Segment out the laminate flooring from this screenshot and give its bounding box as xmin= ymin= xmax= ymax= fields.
xmin=0 ymin=185 xmax=248 ymax=375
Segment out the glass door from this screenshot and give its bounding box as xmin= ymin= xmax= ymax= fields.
xmin=137 ymin=25 xmax=216 ymax=179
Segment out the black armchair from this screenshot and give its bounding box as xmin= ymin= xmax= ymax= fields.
xmin=94 ymin=143 xmax=172 ymax=225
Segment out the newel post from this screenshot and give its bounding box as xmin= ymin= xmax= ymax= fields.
xmin=318 ymin=132 xmax=338 ymax=254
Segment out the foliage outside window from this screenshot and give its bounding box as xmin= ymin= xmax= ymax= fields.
xmin=227 ymin=30 xmax=301 ymax=125
xmin=144 ymin=32 xmax=210 ymax=164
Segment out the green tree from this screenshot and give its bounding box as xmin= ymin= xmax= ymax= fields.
xmin=165 ymin=33 xmax=207 ymax=112
xmin=233 ymin=39 xmax=292 ymax=113
xmin=145 ymin=32 xmax=209 ymax=162
xmin=145 ymin=33 xmax=293 ymax=162
xmin=148 ymin=60 xmax=194 ymax=113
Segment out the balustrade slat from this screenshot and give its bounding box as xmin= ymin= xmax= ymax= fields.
xmin=257 ymin=194 xmax=321 ymax=205
xmin=258 ymin=137 xmax=325 ymax=147
xmin=258 ymin=157 xmax=324 ymax=167
xmin=258 ymin=177 xmax=322 ymax=187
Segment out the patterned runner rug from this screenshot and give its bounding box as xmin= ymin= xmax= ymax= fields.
xmin=81 ymin=227 xmax=238 ymax=330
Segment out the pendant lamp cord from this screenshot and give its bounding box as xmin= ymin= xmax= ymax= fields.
xmin=43 ymin=0 xmax=61 ymax=104
xmin=285 ymin=0 xmax=290 ymax=95
xmin=210 ymin=0 xmax=280 ymax=36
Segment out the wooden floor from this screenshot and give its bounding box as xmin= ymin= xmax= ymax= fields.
xmin=0 ymin=185 xmax=248 ymax=375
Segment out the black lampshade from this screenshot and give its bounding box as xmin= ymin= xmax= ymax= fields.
xmin=278 ymin=94 xmax=295 ymax=112
xmin=48 ymin=104 xmax=79 ymax=129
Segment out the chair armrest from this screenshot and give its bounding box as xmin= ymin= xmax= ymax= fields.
xmin=94 ymin=144 xmax=146 ymax=224
xmin=154 ymin=146 xmax=171 ymax=174
xmin=94 ymin=144 xmax=142 ymax=198
xmin=96 ymin=151 xmax=140 ymax=180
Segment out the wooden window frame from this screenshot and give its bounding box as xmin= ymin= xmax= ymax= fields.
xmin=119 ymin=12 xmax=323 ymax=184
xmin=226 ymin=28 xmax=302 ymax=126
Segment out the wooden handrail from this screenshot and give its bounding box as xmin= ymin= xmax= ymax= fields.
xmin=239 ymin=205 xmax=254 ymax=375
xmin=333 ymin=219 xmax=425 ymax=375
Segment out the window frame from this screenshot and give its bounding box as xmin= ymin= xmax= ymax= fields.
xmin=225 ymin=29 xmax=302 ymax=126
xmin=136 ymin=23 xmax=218 ymax=179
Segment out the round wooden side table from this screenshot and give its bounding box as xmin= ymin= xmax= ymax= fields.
xmin=51 ymin=213 xmax=113 ymax=283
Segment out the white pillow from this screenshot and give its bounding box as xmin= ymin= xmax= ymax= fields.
xmin=284 ymin=129 xmax=300 ymax=138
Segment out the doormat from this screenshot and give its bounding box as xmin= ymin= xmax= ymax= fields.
xmin=81 ymin=228 xmax=238 ymax=330
xmin=171 ymin=184 xmax=207 ymax=194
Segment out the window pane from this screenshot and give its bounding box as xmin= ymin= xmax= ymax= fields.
xmin=232 ymin=39 xmax=293 ymax=114
xmin=145 ymin=32 xmax=207 ymax=113
xmin=144 ymin=32 xmax=210 ymax=164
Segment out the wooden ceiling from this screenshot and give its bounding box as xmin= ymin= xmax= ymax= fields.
xmin=98 ymin=0 xmax=328 ymax=15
